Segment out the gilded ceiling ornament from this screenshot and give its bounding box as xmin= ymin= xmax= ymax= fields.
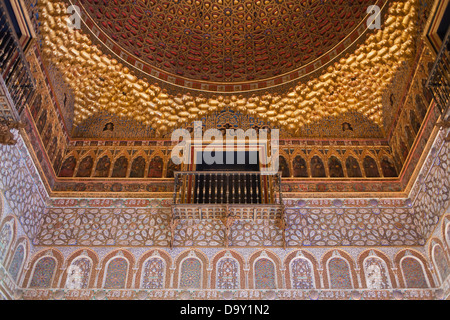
xmin=78 ymin=0 xmax=378 ymax=83
xmin=188 ymin=250 xmax=197 ymax=257
xmin=116 ymin=250 xmax=124 ymax=257
xmin=151 ymin=250 xmax=161 ymax=257
xmin=368 ymin=250 xmax=378 ymax=257
xmin=331 ymin=250 xmax=342 ymax=257
xmin=38 ymin=0 xmax=419 ymax=136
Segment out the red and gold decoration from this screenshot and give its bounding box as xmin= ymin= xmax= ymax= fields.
xmin=38 ymin=0 xmax=420 ymax=135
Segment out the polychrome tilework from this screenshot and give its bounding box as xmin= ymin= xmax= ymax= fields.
xmin=401 ymin=257 xmax=429 ymax=289
xmin=103 ymin=257 xmax=128 ymax=289
xmin=8 ymin=244 xmax=25 ymax=282
xmin=216 ymin=258 xmax=239 ymax=290
xmin=254 ymin=258 xmax=276 ymax=289
xmin=29 ymin=257 xmax=56 ymax=288
xmin=179 ymin=258 xmax=202 ymax=289
xmin=328 ymin=257 xmax=353 ymax=289
xmin=141 ymin=257 xmax=165 ymax=289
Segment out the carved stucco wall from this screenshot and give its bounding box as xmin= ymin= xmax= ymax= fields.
xmin=35 ymin=128 xmax=450 ymax=248
xmin=0 ymin=128 xmax=448 ymax=299
xmin=0 ymin=132 xmax=37 ymax=299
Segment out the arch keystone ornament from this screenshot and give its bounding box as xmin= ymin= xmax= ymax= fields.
xmin=404 ymin=250 xmax=412 ymax=257
xmin=116 ymin=250 xmax=124 ymax=257
xmin=368 ymin=250 xmax=378 ymax=257
xmin=151 ymin=250 xmax=161 ymax=258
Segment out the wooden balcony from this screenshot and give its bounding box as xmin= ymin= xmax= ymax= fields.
xmin=170 ymin=171 xmax=286 ymax=248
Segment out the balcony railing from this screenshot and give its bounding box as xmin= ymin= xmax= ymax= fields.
xmin=170 ymin=171 xmax=286 ymax=248
xmin=0 ymin=4 xmax=35 ymax=116
xmin=426 ymin=25 xmax=450 ymax=120
xmin=173 ymin=171 xmax=282 ymax=205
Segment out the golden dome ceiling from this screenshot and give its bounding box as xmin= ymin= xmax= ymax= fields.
xmin=80 ymin=0 xmax=376 ymax=84
xmin=38 ymin=0 xmax=419 ymax=136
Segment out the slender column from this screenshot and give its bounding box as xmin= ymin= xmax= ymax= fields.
xmin=94 ymin=266 xmax=103 ymax=288
xmin=280 ymin=266 xmax=286 ymax=289
xmin=169 ymin=265 xmax=176 ymax=289
xmin=317 ymin=267 xmax=324 ymax=289
xmin=355 ymin=267 xmax=362 ymax=289
xmin=207 ymin=266 xmax=213 ymax=289
xmin=391 ymin=267 xmax=401 ymax=288
xmin=18 ymin=263 xmax=30 ymax=289
xmin=244 ymin=265 xmax=250 ymax=289
xmin=57 ymin=264 xmax=67 ymax=288
xmin=131 ymin=266 xmax=139 ymax=288
xmin=428 ymin=264 xmax=439 ymax=287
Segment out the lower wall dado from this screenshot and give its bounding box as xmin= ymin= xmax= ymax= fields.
xmin=16 ymin=288 xmax=443 ymax=301
xmin=10 ymin=228 xmax=450 ymax=300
